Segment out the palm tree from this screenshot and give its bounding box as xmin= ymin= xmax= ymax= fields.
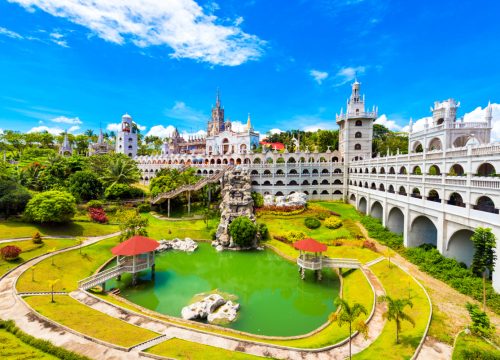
xmin=378 ymin=295 xmax=415 ymax=343
xmin=332 ymin=297 xmax=368 ymax=359
xmin=84 ymin=129 xmax=94 ymax=137
xmin=48 ymin=279 xmax=60 ymax=303
xmin=102 ymin=155 xmax=140 ymax=186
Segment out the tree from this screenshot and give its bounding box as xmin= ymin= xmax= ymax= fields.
xmin=0 ymin=179 xmax=31 ymax=217
xmin=465 ymin=302 xmax=493 ymax=337
xmin=378 ymin=295 xmax=415 ymax=344
xmin=24 ymin=191 xmax=77 ymax=223
xmin=331 ymin=297 xmax=368 ymax=359
xmin=0 ymin=245 xmax=22 ymax=261
xmin=48 ymin=279 xmax=60 ymax=303
xmin=471 ymin=227 xmax=497 ymax=310
xmin=68 ymin=170 xmax=104 ymax=201
xmin=104 ymin=183 xmax=145 ymax=200
xmin=119 ymin=210 xmax=149 ymax=242
xmin=101 ymin=154 xmax=140 ymax=186
xmin=228 ymin=217 xmax=257 ymax=248
xmin=32 ymin=232 xmax=43 ymax=244
xmin=251 ymin=192 xmax=264 ymax=208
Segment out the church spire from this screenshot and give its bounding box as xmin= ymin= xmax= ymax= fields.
xmin=246 ymin=113 xmax=252 ymax=131
xmin=216 ymin=88 xmax=221 ymax=108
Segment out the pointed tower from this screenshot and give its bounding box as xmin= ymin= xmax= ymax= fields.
xmin=246 ymin=113 xmax=252 ymax=131
xmin=59 ymin=131 xmax=73 ymax=156
xmin=208 ymin=89 xmax=225 ymax=136
xmin=115 ymin=113 xmax=138 ymax=157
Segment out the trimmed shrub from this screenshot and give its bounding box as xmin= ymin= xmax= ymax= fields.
xmin=229 ymin=217 xmax=257 ymax=247
xmin=32 ymin=232 xmax=43 ymax=244
xmin=304 ymin=217 xmax=321 ymax=229
xmin=343 ymin=219 xmax=365 ymax=240
xmin=1 ymin=245 xmax=22 ymax=260
xmin=256 ymin=205 xmax=305 ymax=216
xmin=86 ymin=200 xmax=104 ymax=209
xmin=258 ymin=223 xmax=269 ymax=240
xmin=68 ymin=170 xmax=104 ymax=201
xmin=88 ymin=207 xmax=108 ymax=223
xmin=105 ymin=184 xmax=145 ymax=200
xmin=251 ymin=192 xmax=264 ymax=208
xmin=137 ymin=203 xmax=151 ymax=213
xmin=325 ymin=216 xmax=342 ymax=229
xmin=24 ymin=191 xmax=76 ymax=224
xmin=282 ymin=230 xmax=307 ymax=243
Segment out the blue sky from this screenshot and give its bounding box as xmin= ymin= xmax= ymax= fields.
xmin=0 ymin=0 xmax=499 ymax=138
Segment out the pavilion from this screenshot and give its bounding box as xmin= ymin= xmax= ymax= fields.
xmin=294 ymin=238 xmax=327 ymax=280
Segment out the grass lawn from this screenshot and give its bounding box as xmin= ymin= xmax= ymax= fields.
xmin=143 ymin=213 xmax=217 ymax=240
xmin=452 ymin=332 xmax=500 ymax=359
xmin=0 ymin=239 xmax=76 ymax=277
xmin=24 ymin=295 xmax=158 ymax=348
xmin=312 ymin=201 xmax=362 ymax=220
xmin=0 ymin=328 xmax=58 ymax=360
xmin=16 ymin=236 xmax=120 ymax=293
xmin=353 ymin=260 xmax=431 ymax=360
xmin=265 ymin=239 xmax=380 ymax=264
xmin=0 ymin=219 xmax=119 ymax=240
xmin=146 ymin=338 xmax=265 ymax=359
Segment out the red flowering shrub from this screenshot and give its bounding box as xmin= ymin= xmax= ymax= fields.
xmin=1 ymin=245 xmax=22 ymax=260
xmin=88 ymin=207 xmax=108 ymax=224
xmin=362 ymin=240 xmax=377 ymax=252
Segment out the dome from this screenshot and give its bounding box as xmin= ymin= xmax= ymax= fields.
xmin=466 ymin=136 xmax=480 ymax=147
xmin=122 ymin=113 xmax=132 ymax=120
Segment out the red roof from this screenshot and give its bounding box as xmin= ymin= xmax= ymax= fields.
xmin=293 ymin=238 xmax=327 ymax=252
xmin=260 ymin=141 xmax=285 ymax=150
xmin=111 ymin=235 xmax=159 ymax=256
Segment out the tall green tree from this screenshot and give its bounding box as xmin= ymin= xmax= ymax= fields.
xmin=68 ymin=170 xmax=104 ymax=201
xmin=378 ymin=295 xmax=415 ymax=344
xmin=471 ymin=227 xmax=497 ymax=310
xmin=100 ymin=154 xmax=140 ymax=186
xmin=24 ymin=190 xmax=77 ymax=223
xmin=332 ymin=297 xmax=368 ymax=359
xmin=118 ymin=210 xmax=148 ymax=242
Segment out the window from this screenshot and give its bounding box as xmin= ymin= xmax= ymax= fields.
xmin=355 ymin=132 xmax=362 ymax=138
xmin=355 ymin=120 xmax=362 ymax=126
xmin=354 ymin=143 xmax=361 ymax=150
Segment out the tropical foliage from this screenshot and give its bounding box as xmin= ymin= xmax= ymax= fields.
xmin=228 ymin=216 xmax=257 ymax=247
xmin=24 ymin=191 xmax=77 ymax=223
xmin=378 ymin=295 xmax=415 ymax=343
xmin=331 ymin=297 xmax=368 ymax=359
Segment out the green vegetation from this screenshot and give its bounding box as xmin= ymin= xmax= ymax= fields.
xmin=0 ymin=219 xmax=119 ymax=239
xmin=353 ymin=260 xmax=430 ymax=360
xmin=0 ymin=238 xmax=76 ymax=277
xmin=360 ymin=216 xmax=403 ymax=249
xmin=0 ymin=178 xmax=31 ymax=217
xmin=251 ymin=191 xmax=264 ymax=208
xmin=452 ymin=332 xmax=500 ymax=360
xmin=0 ymin=319 xmax=89 ymax=360
xmin=118 ymin=209 xmax=148 ymax=241
xmin=24 ymin=296 xmax=158 ymax=348
xmin=146 ymin=338 xmax=263 ymax=359
xmin=67 ymin=171 xmax=103 ymax=201
xmin=378 ymin=295 xmax=415 ymax=344
xmin=325 ymin=216 xmax=342 ymax=229
xmin=332 ymin=297 xmax=368 ymax=359
xmin=149 ymin=167 xmax=200 ymax=198
xmin=104 ymin=183 xmax=145 ymax=200
xmin=304 ymin=217 xmax=321 ymax=229
xmin=16 ymin=237 xmax=120 ymax=293
xmin=143 ymin=213 xmax=217 ymax=240
xmin=466 ymin=302 xmax=494 ymax=338
xmin=229 ymin=216 xmax=257 ymax=247
xmin=471 ymin=227 xmax=497 ymax=310
xmin=24 ymin=191 xmax=77 ymax=224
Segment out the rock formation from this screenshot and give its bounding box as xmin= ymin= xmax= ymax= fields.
xmin=157 ymin=238 xmax=198 ymax=253
xmin=213 ymin=167 xmax=257 ymax=249
xmin=264 ymin=192 xmax=307 ymax=207
xmin=181 ymin=294 xmax=240 ymax=324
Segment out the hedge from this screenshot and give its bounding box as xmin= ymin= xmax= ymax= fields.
xmin=304 ymin=217 xmax=321 ymax=229
xmin=0 ymin=319 xmax=91 ymax=360
xmin=361 ymin=216 xmax=500 ymax=314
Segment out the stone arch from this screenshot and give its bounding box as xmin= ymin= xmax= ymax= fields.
xmin=359 ymin=197 xmax=367 ymax=214
xmin=312 ymin=190 xmax=318 ymax=195
xmin=475 ymin=196 xmax=497 ymax=213
xmin=302 ymin=169 xmax=310 ymax=174
xmin=364 ymin=182 xmax=368 ymax=188
xmin=428 ymin=137 xmax=442 ymax=151
xmin=449 ymin=163 xmax=465 ymax=176
xmin=388 ymin=185 xmax=395 ymax=193
xmin=427 ymin=189 xmax=441 ymax=202
xmin=445 ymin=229 xmax=475 ymax=267
xmin=253 ymin=158 xmax=261 ymax=164
xmin=448 ymin=192 xmax=465 ymax=207
xmin=355 ymin=131 xmax=362 ymax=138
xmin=321 ymin=168 xmax=329 ymax=174
xmin=320 ymin=157 xmax=327 ymax=163
xmin=355 ymin=144 xmax=361 ymax=150
xmin=264 ymin=169 xmax=271 ymax=175
xmin=408 ymin=216 xmax=437 ymax=247
xmin=287 ymin=157 xmax=296 ymax=163
xmin=332 ymin=156 xmax=339 ymax=162
xmin=349 ymin=194 xmax=356 ymax=203
xmin=289 ymin=180 xmax=298 ymax=185
xmin=275 ymin=180 xmax=284 ymax=186
xmin=334 ymin=168 xmax=342 ymax=174
xmin=276 ymin=169 xmax=284 ymax=175
xmin=333 ymin=190 xmax=342 ymax=195
xmin=312 ymin=169 xmax=319 ymax=174
xmin=289 ymin=169 xmax=298 ymax=174
xmin=428 ymin=164 xmax=441 ymax=175
xmin=412 ymin=165 xmax=422 ymax=175
xmin=276 ymin=157 xmax=285 ymax=164
xmin=413 ymin=141 xmax=423 ymax=153
xmin=389 ymin=166 xmax=395 ymax=174
xmin=302 ymin=180 xmax=310 ymax=185
xmin=333 ymin=179 xmax=342 ymax=184
xmin=371 ymin=167 xmax=377 ymax=174
xmin=387 ymin=207 xmax=404 ymax=234
xmin=477 ymin=163 xmax=496 ymax=177
xmin=251 ymin=181 xmax=259 ymax=185
xmin=399 ymin=166 xmax=407 ymax=175
xmin=452 ymin=135 xmax=472 ymax=148
xmin=411 ymin=187 xmax=422 ymax=198
xmin=321 ymin=190 xmax=329 ymax=195
xmin=365 ymin=168 xmax=369 ymax=173
xmin=355 ymin=120 xmax=362 ymax=126
xmin=379 ymin=167 xmax=386 ymax=174
xmin=251 ymin=170 xmax=259 ymax=175
xmin=275 ymin=191 xmax=284 ymax=196
xmin=379 ymin=183 xmax=385 ymax=191
xmin=370 ymin=201 xmax=383 ymax=220
xmin=308 ymin=157 xmax=315 ymax=163
xmin=263 ymin=180 xmax=271 ymax=186
xmin=266 ymin=157 xmax=273 ymax=164
xmin=371 ymin=182 xmax=376 ymax=189
xmin=321 ymin=179 xmax=329 ymax=185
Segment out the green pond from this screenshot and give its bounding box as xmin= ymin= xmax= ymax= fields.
xmin=105 ymin=242 xmax=339 ymax=336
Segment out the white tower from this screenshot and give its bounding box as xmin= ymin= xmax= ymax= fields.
xmin=115 ymin=113 xmax=138 ymax=157
xmin=59 ymin=131 xmax=73 ymax=156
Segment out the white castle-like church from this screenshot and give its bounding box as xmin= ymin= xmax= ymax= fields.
xmin=119 ymin=83 xmax=500 ymax=292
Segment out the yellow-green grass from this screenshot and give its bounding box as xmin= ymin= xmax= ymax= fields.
xmin=0 ymin=239 xmax=76 ymax=277
xmin=265 ymin=239 xmax=380 ymax=265
xmin=16 ymin=236 xmax=120 ymax=293
xmin=0 ymin=328 xmax=58 ymax=359
xmin=143 ymin=213 xmax=216 ymax=240
xmin=146 ymin=338 xmax=265 ymax=359
xmin=452 ymin=332 xmax=500 ymax=359
xmin=312 ymin=201 xmax=362 ymax=220
xmin=24 ymin=296 xmax=158 ymax=348
xmin=97 ymin=267 xmax=373 ymax=349
xmin=0 ymin=219 xmax=119 ymax=240
xmin=353 ymin=260 xmax=431 ymax=360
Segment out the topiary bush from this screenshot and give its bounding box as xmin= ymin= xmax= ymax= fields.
xmin=86 ymin=200 xmax=104 ymax=209
xmin=1 ymin=245 xmax=22 ymax=261
xmin=32 ymin=232 xmax=43 ymax=244
xmin=251 ymin=192 xmax=264 ymax=208
xmin=257 ymin=223 xmax=269 ymax=240
xmin=88 ymin=207 xmax=108 ymax=223
xmin=304 ymin=217 xmax=321 ymax=229
xmin=281 ymin=230 xmax=307 ymax=243
xmin=24 ymin=190 xmax=76 ymax=224
xmin=228 ymin=216 xmax=257 ymax=248
xmin=325 ymin=216 xmax=342 ymax=229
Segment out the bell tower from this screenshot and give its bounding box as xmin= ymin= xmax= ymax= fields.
xmin=115 ymin=113 xmax=138 ymax=157
xmin=208 ymin=89 xmax=225 ymax=136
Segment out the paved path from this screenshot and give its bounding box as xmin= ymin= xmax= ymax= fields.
xmin=0 ymin=235 xmax=77 ymax=244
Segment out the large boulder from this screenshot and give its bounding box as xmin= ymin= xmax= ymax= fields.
xmin=207 ymin=300 xmax=240 ymax=324
xmin=263 ymin=192 xmax=307 ymax=207
xmin=157 ymin=238 xmax=198 ymax=253
xmin=181 ymin=294 xmax=226 ymax=320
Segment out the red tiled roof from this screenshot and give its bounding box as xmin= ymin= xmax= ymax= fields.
xmin=293 ymin=238 xmax=327 ymax=252
xmin=111 ymin=235 xmax=159 ymax=256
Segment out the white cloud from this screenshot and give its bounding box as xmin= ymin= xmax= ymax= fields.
xmin=268 ymin=128 xmax=283 ymax=135
xmin=68 ymin=125 xmax=80 ymax=132
xmin=310 ymin=69 xmax=329 ymax=84
xmin=107 ymin=122 xmax=145 ymax=132
xmin=11 ymin=0 xmax=265 ymax=66
xmin=375 ymin=114 xmax=402 ymax=131
xmin=401 ymin=116 xmax=431 ymax=133
xmin=49 ymin=31 xmax=69 ymax=47
xmin=28 ymin=125 xmax=79 ymax=135
xmin=180 ymin=129 xmax=207 ymax=139
xmin=0 ymin=26 xmax=23 ymax=39
xmin=164 ymin=101 xmax=207 ymax=124
xmin=50 ymin=116 xmax=81 ymax=124
xmin=463 ymin=103 xmax=500 ymax=141
xmin=234 ymin=16 xmax=244 ymax=26
xmin=146 ymin=124 xmax=176 ymax=138
xmin=334 ymin=66 xmax=366 ymax=86
xmin=229 ymin=120 xmax=247 ymax=132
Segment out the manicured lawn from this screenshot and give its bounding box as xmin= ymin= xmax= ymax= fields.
xmin=0 ymin=328 xmax=57 ymax=360
xmin=24 ymin=295 xmax=158 ymax=348
xmin=0 ymin=239 xmax=76 ymax=277
xmin=265 ymin=239 xmax=380 ymax=264
xmin=353 ymin=260 xmax=431 ymax=360
xmin=16 ymin=236 xmax=120 ymax=293
xmin=143 ymin=213 xmax=217 ymax=240
xmin=146 ymin=338 xmax=265 ymax=359
xmin=0 ymin=219 xmax=119 ymax=240
xmin=452 ymin=332 xmax=500 ymax=359
xmin=313 ymin=201 xmax=362 ymax=220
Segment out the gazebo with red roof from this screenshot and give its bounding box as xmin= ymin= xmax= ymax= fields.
xmin=294 ymin=238 xmax=327 ymax=280
xmin=111 ymin=235 xmax=160 ymax=286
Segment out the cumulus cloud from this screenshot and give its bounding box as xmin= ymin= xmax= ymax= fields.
xmin=268 ymin=128 xmax=283 ymax=135
xmin=10 ymin=0 xmax=265 ymax=66
xmin=334 ymin=66 xmax=366 ymax=86
xmin=68 ymin=125 xmax=80 ymax=132
xmin=107 ymin=122 xmax=146 ymax=132
xmin=0 ymin=26 xmax=23 ymax=39
xmin=28 ymin=125 xmax=76 ymax=135
xmin=50 ymin=116 xmax=81 ymax=124
xmin=310 ymin=69 xmax=328 ymax=84
xmin=463 ymin=103 xmax=500 ymax=141
xmin=146 ymin=124 xmax=176 ymax=138
xmin=375 ymin=114 xmax=402 ymax=131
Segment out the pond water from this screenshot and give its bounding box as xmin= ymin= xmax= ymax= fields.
xmin=105 ymin=242 xmax=339 ymax=336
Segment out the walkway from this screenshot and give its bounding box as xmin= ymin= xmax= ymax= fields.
xmin=0 ymin=230 xmax=389 ymax=360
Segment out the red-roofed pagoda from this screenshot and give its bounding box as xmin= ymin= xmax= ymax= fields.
xmin=294 ymin=238 xmax=327 ymax=280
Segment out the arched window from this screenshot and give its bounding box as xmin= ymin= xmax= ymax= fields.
xmin=411 ymin=188 xmax=422 ymax=199
xmin=389 ymin=167 xmax=395 ymax=174
xmin=428 ymin=165 xmax=441 ymax=175
xmin=379 ymin=183 xmax=385 ymax=191
xmin=474 ymin=196 xmax=498 ymax=213
xmin=448 ymin=192 xmax=465 ymax=207
xmin=449 ymin=164 xmax=464 ymax=176
xmin=354 ymin=143 xmax=361 ymax=150
xmin=399 ymin=186 xmax=407 ymax=195
xmin=355 ymin=120 xmax=362 ymax=126
xmin=427 ymin=190 xmax=441 ymax=203
xmin=388 ymin=185 xmax=395 ymax=193
xmin=355 ymin=132 xmax=362 ymax=138
xmin=399 ymin=166 xmax=407 ymax=175
xmin=477 ymin=163 xmax=496 ymax=177
xmin=412 ymin=166 xmax=422 ymax=175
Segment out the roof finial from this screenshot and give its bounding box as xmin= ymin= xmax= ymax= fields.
xmin=246 ymin=113 xmax=252 ymax=131
xmin=216 ymin=87 xmax=221 ymax=107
